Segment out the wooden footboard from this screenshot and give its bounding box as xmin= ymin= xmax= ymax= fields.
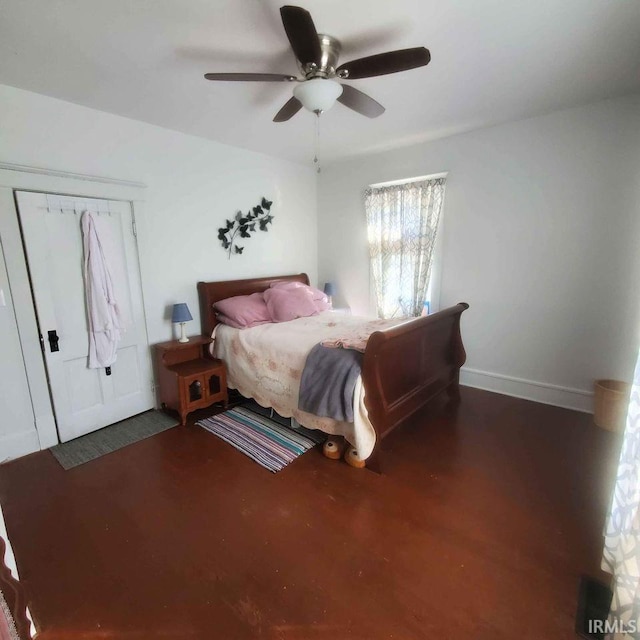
xmin=361 ymin=303 xmax=469 ymax=460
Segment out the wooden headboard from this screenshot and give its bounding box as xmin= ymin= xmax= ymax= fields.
xmin=197 ymin=273 xmax=310 ymax=336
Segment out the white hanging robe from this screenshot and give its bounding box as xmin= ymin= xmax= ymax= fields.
xmin=81 ymin=211 xmax=123 ymax=368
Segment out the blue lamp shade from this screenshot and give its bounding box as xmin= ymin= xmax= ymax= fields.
xmin=171 ymin=303 xmax=193 ymax=323
xmin=323 ymin=282 xmax=336 ymax=297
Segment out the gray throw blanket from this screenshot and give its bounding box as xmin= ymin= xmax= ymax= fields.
xmin=298 ymin=344 xmax=363 ymax=422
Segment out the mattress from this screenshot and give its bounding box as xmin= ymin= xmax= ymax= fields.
xmin=212 ymin=312 xmax=401 ymax=459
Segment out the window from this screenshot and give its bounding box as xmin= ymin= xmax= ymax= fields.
xmin=364 ymin=174 xmax=446 ymax=319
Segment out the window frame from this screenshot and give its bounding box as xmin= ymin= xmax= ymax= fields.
xmin=366 ymin=172 xmax=448 ymax=316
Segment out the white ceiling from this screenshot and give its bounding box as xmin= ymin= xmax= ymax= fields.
xmin=1 ymin=0 xmax=639 ymax=164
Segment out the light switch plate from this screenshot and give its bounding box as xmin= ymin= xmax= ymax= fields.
xmin=0 ymin=288 xmax=5 ymax=307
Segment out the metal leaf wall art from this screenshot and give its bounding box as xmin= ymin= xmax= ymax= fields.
xmin=217 ymin=197 xmax=274 ymax=259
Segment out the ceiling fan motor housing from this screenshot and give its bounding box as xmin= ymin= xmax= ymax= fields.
xmin=204 ymin=6 xmax=431 ymax=122
xmin=298 ymin=34 xmax=342 ymax=78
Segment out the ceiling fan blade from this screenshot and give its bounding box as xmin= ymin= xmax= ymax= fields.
xmin=337 ymin=47 xmax=430 ymax=79
xmin=337 ymin=84 xmax=385 ymax=118
xmin=280 ymin=6 xmax=322 ymax=66
xmin=204 ymin=73 xmax=296 ymax=82
xmin=273 ymin=97 xmax=302 ymax=122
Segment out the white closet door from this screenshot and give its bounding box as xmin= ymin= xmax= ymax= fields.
xmin=15 ymin=191 xmax=154 ymax=442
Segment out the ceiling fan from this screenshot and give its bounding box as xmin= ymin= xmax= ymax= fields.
xmin=204 ymin=5 xmax=431 ymax=122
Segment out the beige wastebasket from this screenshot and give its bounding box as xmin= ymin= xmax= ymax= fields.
xmin=594 ymin=380 xmax=632 ymax=433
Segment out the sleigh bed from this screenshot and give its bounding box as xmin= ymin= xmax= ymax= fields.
xmin=197 ymin=273 xmax=468 ymax=471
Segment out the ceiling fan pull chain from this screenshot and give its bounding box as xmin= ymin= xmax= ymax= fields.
xmin=314 ymin=111 xmax=321 ymax=174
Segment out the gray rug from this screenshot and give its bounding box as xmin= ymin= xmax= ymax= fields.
xmin=50 ymin=410 xmax=179 ymax=470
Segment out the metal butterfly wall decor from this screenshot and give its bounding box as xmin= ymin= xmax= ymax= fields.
xmin=217 ymin=197 xmax=274 ymax=259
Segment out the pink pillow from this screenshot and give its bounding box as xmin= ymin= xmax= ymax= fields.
xmin=216 ymin=313 xmax=271 ymax=330
xmin=312 ymin=291 xmax=331 ymax=312
xmin=270 ymin=281 xmax=304 ymax=290
xmin=263 ymin=286 xmax=319 ymax=322
xmin=270 ymin=281 xmax=331 ymax=312
xmin=214 ymin=292 xmax=271 ymax=328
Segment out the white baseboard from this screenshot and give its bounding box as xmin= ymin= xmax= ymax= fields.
xmin=0 ymin=430 xmax=41 ymax=463
xmin=460 ymin=367 xmax=593 ymax=414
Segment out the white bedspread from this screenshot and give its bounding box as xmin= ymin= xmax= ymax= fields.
xmin=212 ymin=312 xmax=402 ymax=459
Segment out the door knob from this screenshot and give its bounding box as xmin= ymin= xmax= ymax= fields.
xmin=48 ymin=330 xmax=60 ymax=352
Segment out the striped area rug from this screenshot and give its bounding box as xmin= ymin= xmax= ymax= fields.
xmin=196 ymin=405 xmax=325 ymax=473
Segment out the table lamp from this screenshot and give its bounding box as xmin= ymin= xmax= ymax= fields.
xmin=323 ymin=282 xmax=336 ymax=307
xmin=172 ymin=303 xmax=193 ymax=343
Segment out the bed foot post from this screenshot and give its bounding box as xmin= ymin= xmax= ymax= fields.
xmin=445 ymin=371 xmax=462 ymax=418
xmin=366 ymin=448 xmax=383 ymax=475
xmin=446 ymin=371 xmax=461 ymax=403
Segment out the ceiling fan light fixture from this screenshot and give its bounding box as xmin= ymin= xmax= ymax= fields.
xmin=293 ymin=78 xmax=343 ymax=114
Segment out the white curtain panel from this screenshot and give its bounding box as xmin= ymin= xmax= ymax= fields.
xmin=602 ymin=351 xmax=640 ymax=638
xmin=364 ymin=177 xmax=445 ymax=319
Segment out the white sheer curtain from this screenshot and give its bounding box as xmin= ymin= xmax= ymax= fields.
xmin=364 ymin=177 xmax=446 ymax=319
xmin=602 ymin=351 xmax=640 ymax=638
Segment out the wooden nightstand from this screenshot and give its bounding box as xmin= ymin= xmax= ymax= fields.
xmin=155 ymin=336 xmax=228 ymax=425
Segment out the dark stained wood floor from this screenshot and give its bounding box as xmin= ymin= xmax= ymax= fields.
xmin=0 ymin=388 xmax=622 ymax=639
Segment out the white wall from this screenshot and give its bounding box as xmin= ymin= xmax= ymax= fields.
xmin=1 ymin=81 xmax=639 ymax=460
xmin=0 ymin=83 xmax=317 ymax=456
xmin=0 ymin=84 xmax=317 ymax=344
xmin=318 ymin=94 xmax=640 ymax=411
